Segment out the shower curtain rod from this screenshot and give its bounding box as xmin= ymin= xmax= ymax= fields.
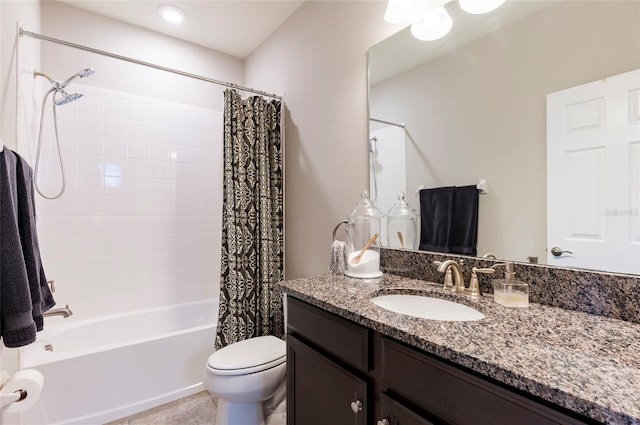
xmin=369 ymin=117 xmax=405 ymax=128
xmin=19 ymin=28 xmax=282 ymax=100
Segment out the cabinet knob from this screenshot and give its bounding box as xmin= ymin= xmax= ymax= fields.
xmin=377 ymin=419 xmax=390 ymax=425
xmin=350 ymin=400 xmax=363 ymax=414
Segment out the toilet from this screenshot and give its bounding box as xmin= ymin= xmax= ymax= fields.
xmin=204 ymin=335 xmax=286 ymax=425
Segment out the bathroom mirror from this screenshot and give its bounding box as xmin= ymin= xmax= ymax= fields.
xmin=368 ymin=0 xmax=640 ymax=274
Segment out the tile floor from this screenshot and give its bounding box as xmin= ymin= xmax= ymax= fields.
xmin=106 ymin=391 xmax=287 ymax=425
xmin=106 ymin=392 xmax=217 ymax=425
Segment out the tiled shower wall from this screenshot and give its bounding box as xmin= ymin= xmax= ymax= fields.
xmin=34 ymin=84 xmax=222 ymax=319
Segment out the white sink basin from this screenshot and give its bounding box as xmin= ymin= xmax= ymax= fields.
xmin=371 ymin=294 xmax=485 ymax=321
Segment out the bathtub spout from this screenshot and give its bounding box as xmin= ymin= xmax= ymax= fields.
xmin=44 ymin=305 xmax=73 ymax=318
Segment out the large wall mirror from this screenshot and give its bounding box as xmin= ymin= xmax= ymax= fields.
xmin=368 ymin=0 xmax=640 ymax=274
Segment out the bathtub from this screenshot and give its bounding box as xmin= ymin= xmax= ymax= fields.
xmin=19 ymin=298 xmax=218 ymax=425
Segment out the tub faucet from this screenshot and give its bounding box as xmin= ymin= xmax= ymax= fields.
xmin=44 ymin=305 xmax=73 ymax=318
xmin=435 ymin=260 xmax=465 ymax=294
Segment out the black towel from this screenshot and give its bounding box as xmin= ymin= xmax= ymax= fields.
xmin=0 ymin=149 xmax=55 ymax=348
xmin=419 ymin=185 xmax=479 ymax=255
xmin=16 ymin=154 xmax=55 ymax=329
xmin=450 ymin=185 xmax=479 ymax=256
xmin=419 ymin=186 xmax=455 ymax=253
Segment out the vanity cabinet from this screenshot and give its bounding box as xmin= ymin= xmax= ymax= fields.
xmin=378 ymin=392 xmax=435 ymax=425
xmin=286 ymin=296 xmax=370 ymax=425
xmin=286 ymin=296 xmax=592 ymax=425
xmin=287 ymin=335 xmax=368 ymax=425
xmin=379 ymin=337 xmax=586 ymax=425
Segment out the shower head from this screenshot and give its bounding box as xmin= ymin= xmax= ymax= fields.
xmin=368 ymin=136 xmax=378 ymax=153
xmin=34 ymin=67 xmax=95 ymax=90
xmin=78 ymin=68 xmax=95 ymax=78
xmin=54 ymin=91 xmax=84 ymax=106
xmin=61 ymin=67 xmax=95 ymax=88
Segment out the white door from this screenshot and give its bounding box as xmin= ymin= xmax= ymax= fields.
xmin=547 ymin=69 xmax=640 ymax=273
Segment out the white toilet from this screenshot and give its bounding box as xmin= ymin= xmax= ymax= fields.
xmin=204 ymin=335 xmax=286 ymax=425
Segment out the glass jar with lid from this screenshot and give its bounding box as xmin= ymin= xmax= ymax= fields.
xmin=386 ymin=192 xmax=418 ymax=250
xmin=344 ymin=190 xmax=384 ymax=278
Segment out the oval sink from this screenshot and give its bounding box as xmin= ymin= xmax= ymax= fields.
xmin=371 ymin=294 xmax=485 ymax=321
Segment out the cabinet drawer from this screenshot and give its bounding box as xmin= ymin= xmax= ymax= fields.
xmin=287 ymin=297 xmax=369 ymax=372
xmin=379 ymin=392 xmax=435 ymax=425
xmin=380 ymin=337 xmax=587 ymax=425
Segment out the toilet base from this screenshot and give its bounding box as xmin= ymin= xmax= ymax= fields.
xmin=217 ymin=400 xmax=265 ymax=425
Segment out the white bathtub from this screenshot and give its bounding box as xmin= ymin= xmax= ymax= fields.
xmin=19 ymin=298 xmax=218 ymax=425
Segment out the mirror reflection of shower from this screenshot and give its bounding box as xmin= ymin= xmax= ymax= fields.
xmin=34 ymin=68 xmax=95 ymax=199
xmin=368 ymin=118 xmax=407 ymax=214
xmin=369 ymin=135 xmax=379 ymax=203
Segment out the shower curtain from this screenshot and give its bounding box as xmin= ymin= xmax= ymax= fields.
xmin=215 ymin=89 xmax=284 ymax=349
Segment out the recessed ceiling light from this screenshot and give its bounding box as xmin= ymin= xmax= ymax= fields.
xmin=158 ymin=4 xmax=186 ymax=24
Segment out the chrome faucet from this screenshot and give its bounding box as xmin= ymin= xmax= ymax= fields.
xmin=435 ymin=260 xmax=465 ymax=294
xmin=43 ymin=305 xmax=73 ymax=318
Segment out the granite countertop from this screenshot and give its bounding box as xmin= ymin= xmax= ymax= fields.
xmin=277 ymin=274 xmax=640 ymax=425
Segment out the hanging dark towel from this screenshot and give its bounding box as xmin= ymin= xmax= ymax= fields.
xmin=419 ymin=186 xmax=455 ymax=253
xmin=450 ymin=185 xmax=479 ymax=256
xmin=419 ymin=185 xmax=479 ymax=255
xmin=0 ymin=149 xmax=55 ymax=348
xmin=16 ymin=154 xmax=55 ymax=328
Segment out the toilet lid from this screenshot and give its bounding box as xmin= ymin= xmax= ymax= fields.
xmin=207 ymin=335 xmax=286 ymax=375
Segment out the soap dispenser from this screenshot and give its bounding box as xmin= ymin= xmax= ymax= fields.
xmin=492 ymin=262 xmax=529 ymax=308
xmin=344 ymin=190 xmax=384 ymax=279
xmin=386 ymin=192 xmax=418 ymax=250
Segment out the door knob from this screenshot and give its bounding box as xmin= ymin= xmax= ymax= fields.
xmin=550 ymin=247 xmax=573 ymax=257
xmin=377 ymin=419 xmax=390 ymax=425
xmin=350 ymin=400 xmax=363 ymax=414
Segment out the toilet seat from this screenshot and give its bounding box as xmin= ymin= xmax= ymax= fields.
xmin=207 ymin=335 xmax=286 ymax=376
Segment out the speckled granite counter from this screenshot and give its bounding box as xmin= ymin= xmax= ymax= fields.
xmin=277 ymin=274 xmax=640 ymax=425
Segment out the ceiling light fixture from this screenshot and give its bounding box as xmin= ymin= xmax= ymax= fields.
xmin=411 ymin=6 xmax=453 ymax=41
xmin=385 ymin=0 xmax=507 ymax=42
xmin=384 ymin=0 xmax=429 ymax=24
xmin=459 ymin=0 xmax=506 ymax=15
xmin=158 ymin=4 xmax=186 ymax=24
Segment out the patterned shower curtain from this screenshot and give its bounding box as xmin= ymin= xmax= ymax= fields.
xmin=215 ymin=89 xmax=284 ymax=349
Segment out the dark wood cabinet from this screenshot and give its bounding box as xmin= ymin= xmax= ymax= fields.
xmin=287 ymin=334 xmax=368 ymax=425
xmin=286 ymin=296 xmax=591 ymax=425
xmin=379 ymin=337 xmax=586 ymax=425
xmin=378 ymin=393 xmax=436 ymax=425
xmin=286 ymin=295 xmax=369 ymax=372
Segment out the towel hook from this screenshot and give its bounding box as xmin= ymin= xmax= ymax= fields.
xmin=332 ymin=220 xmax=348 ymax=242
xmin=477 ymin=179 xmax=489 ymax=194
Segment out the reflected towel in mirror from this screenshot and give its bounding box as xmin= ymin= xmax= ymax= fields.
xmin=419 ymin=185 xmax=478 ymax=256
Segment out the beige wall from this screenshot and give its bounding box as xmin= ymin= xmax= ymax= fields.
xmin=370 ymin=1 xmax=640 ymax=263
xmin=245 ymin=1 xmax=403 ymax=278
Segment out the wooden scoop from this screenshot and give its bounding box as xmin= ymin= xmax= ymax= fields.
xmin=351 ymin=233 xmax=379 ymax=264
xmin=397 ymin=231 xmax=405 ymax=249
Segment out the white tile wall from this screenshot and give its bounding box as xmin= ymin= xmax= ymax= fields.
xmin=35 ymin=84 xmax=223 ymax=319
